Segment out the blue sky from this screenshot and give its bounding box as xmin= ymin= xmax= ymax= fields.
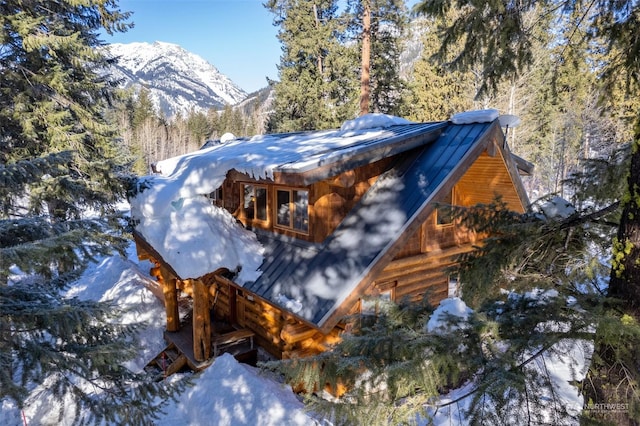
xmin=104 ymin=0 xmax=280 ymax=93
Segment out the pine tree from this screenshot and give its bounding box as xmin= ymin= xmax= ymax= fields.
xmin=186 ymin=109 xmax=213 ymax=143
xmin=406 ymin=15 xmax=475 ymax=122
xmin=266 ymin=0 xmax=358 ymax=132
xmin=0 ymin=1 xmax=180 ymax=423
xmin=131 ymin=87 xmax=157 ymax=130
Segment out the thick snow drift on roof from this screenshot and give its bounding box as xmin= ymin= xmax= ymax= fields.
xmin=340 ymin=112 xmax=413 ymax=132
xmin=133 ymin=196 xmax=264 ymax=282
xmin=450 ymin=109 xmax=499 ymax=124
xmin=131 ymin=115 xmax=415 ymax=281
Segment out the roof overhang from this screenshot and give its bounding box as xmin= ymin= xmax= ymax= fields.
xmin=272 ymin=122 xmax=447 ymax=186
xmin=511 ymin=153 xmax=535 ymax=176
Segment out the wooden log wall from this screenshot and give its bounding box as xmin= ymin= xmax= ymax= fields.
xmin=206 ymin=273 xmax=344 ymax=360
xmin=308 ymin=156 xmax=396 ymax=243
xmin=208 ymin=276 xmax=284 ymax=358
xmin=379 ymin=244 xmax=475 ymax=306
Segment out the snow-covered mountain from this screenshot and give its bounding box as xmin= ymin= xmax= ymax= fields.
xmin=107 ymin=41 xmax=247 ymax=118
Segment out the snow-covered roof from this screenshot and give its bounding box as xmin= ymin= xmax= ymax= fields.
xmin=131 ymin=111 xmax=523 ymax=330
xmin=130 ymin=113 xmax=432 ymax=282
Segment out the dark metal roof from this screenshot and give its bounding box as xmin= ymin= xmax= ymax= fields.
xmin=242 ymin=121 xmax=498 ymax=329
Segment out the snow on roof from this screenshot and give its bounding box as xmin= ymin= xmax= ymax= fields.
xmin=130 ymin=114 xmax=416 ymax=281
xmin=450 ymin=109 xmax=499 ymax=124
xmin=340 ymin=112 xmax=413 ymax=132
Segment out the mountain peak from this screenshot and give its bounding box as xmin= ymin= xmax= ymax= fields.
xmin=107 ymin=41 xmax=247 ymax=118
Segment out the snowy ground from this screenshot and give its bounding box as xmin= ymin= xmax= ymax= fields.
xmin=1 ymin=243 xmax=590 ymax=425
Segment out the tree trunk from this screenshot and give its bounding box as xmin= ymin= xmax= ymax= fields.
xmin=359 ymin=0 xmax=371 ymax=116
xmin=583 ymin=118 xmax=640 ymax=426
xmin=609 ymin=124 xmax=640 ymax=308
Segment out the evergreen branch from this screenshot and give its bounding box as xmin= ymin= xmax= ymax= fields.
xmin=558 ymin=201 xmax=620 ymax=230
xmin=558 ymin=0 xmax=598 ymax=56
xmin=432 ymin=327 xmax=588 ymax=411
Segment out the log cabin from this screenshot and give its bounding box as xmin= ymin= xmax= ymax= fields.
xmin=131 ymin=111 xmax=532 ymax=371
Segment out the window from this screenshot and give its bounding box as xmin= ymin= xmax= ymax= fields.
xmin=243 ymin=184 xmax=267 ymax=222
xmin=436 ymin=188 xmax=454 ymax=226
xmin=275 ymin=188 xmax=309 ymax=233
xmin=361 ymin=290 xmax=393 ymax=316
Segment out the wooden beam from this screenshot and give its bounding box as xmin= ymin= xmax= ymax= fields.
xmin=133 ymin=231 xmax=181 ymax=279
xmin=191 ymin=279 xmax=211 ymax=361
xmin=511 ymin=152 xmax=535 ymax=176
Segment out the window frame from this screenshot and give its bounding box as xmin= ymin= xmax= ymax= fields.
xmin=241 ymin=183 xmax=268 ymax=224
xmin=360 ymin=289 xmax=394 ymax=316
xmin=435 ymin=187 xmax=456 ymax=228
xmin=209 ymin=186 xmax=224 ymax=207
xmin=273 ymin=186 xmax=309 ymax=234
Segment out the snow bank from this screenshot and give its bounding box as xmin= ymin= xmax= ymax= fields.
xmin=158 ymin=354 xmax=315 ymax=426
xmin=64 ymin=254 xmax=167 ymax=372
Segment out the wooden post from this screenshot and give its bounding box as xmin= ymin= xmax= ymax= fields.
xmin=192 ymin=279 xmax=211 ymax=361
xmin=159 ymin=266 xmax=180 ymax=332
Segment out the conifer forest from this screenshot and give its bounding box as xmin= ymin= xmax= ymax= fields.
xmin=1 ymin=0 xmax=640 ymax=424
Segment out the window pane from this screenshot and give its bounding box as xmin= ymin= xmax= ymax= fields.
xmin=276 ymin=190 xmax=290 ymax=227
xmin=255 ymin=187 xmax=267 ymax=221
xmin=244 ymin=185 xmax=255 ymax=219
xmin=437 ymin=190 xmax=454 ymax=225
xmin=293 ymin=190 xmax=308 ymax=232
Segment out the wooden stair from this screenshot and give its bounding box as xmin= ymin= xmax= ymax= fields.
xmin=144 ymin=342 xmax=188 ymax=380
xmin=145 ymin=315 xmax=260 ymax=379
